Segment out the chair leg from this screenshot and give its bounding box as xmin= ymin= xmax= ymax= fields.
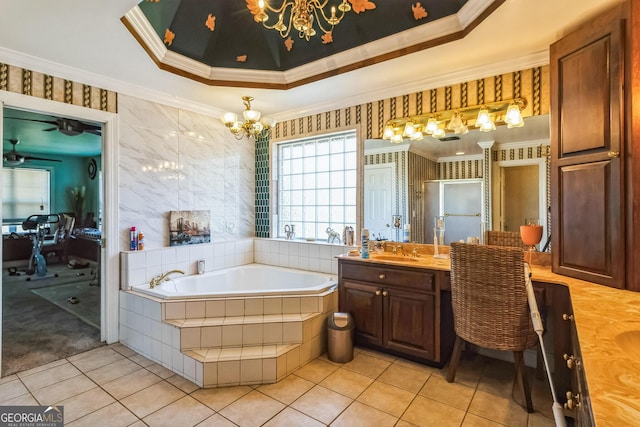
xmin=513 ymin=351 xmax=534 ymax=413
xmin=446 ymin=336 xmax=464 ymax=383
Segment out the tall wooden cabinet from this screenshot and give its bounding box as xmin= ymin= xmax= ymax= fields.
xmin=551 ymin=1 xmax=640 ymax=290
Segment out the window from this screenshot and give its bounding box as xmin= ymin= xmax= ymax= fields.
xmin=277 ymin=130 xmax=357 ymax=240
xmin=2 ymin=168 xmax=51 ymax=232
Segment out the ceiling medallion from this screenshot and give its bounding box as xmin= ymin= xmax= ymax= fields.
xmin=247 ymin=0 xmax=375 ymax=42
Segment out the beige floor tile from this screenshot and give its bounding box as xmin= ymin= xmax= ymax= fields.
xmin=120 ymin=381 xmax=186 ymax=418
xmin=191 ymin=385 xmax=253 ymax=411
xmin=32 ymin=373 xmax=97 ymax=405
xmin=293 ymin=358 xmax=340 ymax=383
xmin=0 ymin=374 xmax=19 ymax=385
xmin=319 ymin=367 xmax=374 ymax=399
xmin=477 ymin=359 xmax=518 ymax=399
xmin=196 ymin=413 xmax=239 ymax=426
xmin=257 ymin=374 xmax=314 ymax=404
xmin=467 ymin=390 xmax=528 ymax=427
xmin=378 ymin=362 xmax=431 ymax=393
xmin=0 ymin=378 xmax=29 ymax=402
xmin=66 ymin=402 xmax=138 ymax=427
xmin=331 ymin=401 xmax=398 ymax=427
xmin=143 ymin=395 xmax=214 ymax=427
xmin=146 ymin=362 xmax=176 ymax=379
xmin=357 ymin=381 xmax=415 ymax=418
xmin=20 ymin=362 xmax=82 ymax=391
xmin=395 ymin=420 xmax=420 ymax=427
xmin=101 ymin=368 xmax=162 ymax=400
xmin=342 ymin=351 xmax=391 ymax=379
xmin=70 ymin=348 xmax=126 ymax=373
xmin=67 ymin=345 xmax=110 ymax=362
xmin=129 ymin=353 xmax=156 ymax=367
xmin=290 ymin=385 xmax=352 ymax=425
xmin=441 ymin=353 xmax=487 ymax=388
xmin=128 ymin=421 xmax=148 ymax=427
xmin=530 ymin=377 xmax=554 ymax=420
xmin=57 ymin=387 xmax=116 ymax=423
xmin=393 ymin=358 xmax=442 ymax=376
xmin=527 ymin=411 xmax=556 ymax=427
xmin=16 ymin=358 xmax=67 ymax=379
xmin=219 ymin=390 xmax=285 ymax=427
xmin=263 ymin=407 xmax=325 ymax=427
xmin=355 ymin=346 xmax=398 ymax=363
xmin=0 ymin=393 xmax=39 ymax=406
xmin=402 ymin=395 xmax=466 ymax=427
xmin=85 ymin=358 xmax=143 ymax=385
xmin=419 ymin=374 xmax=476 ymax=412
xmin=461 ymin=413 xmax=505 ymax=426
xmin=166 ymin=373 xmax=200 ymax=393
xmin=109 ymin=343 xmax=139 ymax=357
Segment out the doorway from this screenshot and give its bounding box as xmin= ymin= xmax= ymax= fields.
xmin=0 ymin=91 xmax=119 ymax=377
xmin=364 ymin=163 xmax=396 ymax=241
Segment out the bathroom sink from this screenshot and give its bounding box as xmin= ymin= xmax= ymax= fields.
xmin=371 ymin=255 xmax=419 ymax=263
xmin=615 ymin=330 xmax=640 ymax=357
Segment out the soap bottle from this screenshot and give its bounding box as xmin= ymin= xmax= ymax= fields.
xmin=137 ymin=230 xmax=144 ymax=251
xmin=361 ymin=228 xmax=370 ymax=259
xmin=403 ymin=224 xmax=411 ymax=242
xmin=130 ymin=226 xmax=138 ymax=251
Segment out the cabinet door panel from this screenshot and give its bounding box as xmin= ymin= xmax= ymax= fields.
xmin=384 ymin=288 xmax=437 ymax=361
xmin=340 ymin=280 xmax=383 ymax=346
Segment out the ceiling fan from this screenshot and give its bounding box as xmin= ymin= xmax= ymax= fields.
xmin=3 ymin=139 xmax=62 ymax=165
xmin=6 ymin=116 xmax=102 ymax=136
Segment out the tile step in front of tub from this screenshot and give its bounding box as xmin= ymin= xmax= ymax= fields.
xmin=183 ymin=342 xmax=324 ymax=387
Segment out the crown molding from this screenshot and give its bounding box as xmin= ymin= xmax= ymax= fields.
xmin=438 ymin=154 xmax=484 ymax=162
xmin=495 ymin=139 xmax=550 ymax=150
xmin=364 ymin=145 xmax=410 ymax=156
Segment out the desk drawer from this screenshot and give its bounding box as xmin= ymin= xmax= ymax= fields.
xmin=340 ymin=261 xmax=435 ymax=292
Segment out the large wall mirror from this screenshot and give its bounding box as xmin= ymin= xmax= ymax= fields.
xmin=363 ymin=114 xmax=550 ymax=249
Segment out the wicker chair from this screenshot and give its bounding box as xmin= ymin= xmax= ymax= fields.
xmin=447 ymin=242 xmax=538 ymax=413
xmin=485 ymin=230 xmax=529 ymax=249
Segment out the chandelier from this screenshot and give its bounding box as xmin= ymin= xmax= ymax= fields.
xmin=382 ymin=98 xmax=527 ymax=143
xmin=220 ymin=96 xmax=276 ymax=140
xmin=252 ymin=0 xmax=352 ymax=41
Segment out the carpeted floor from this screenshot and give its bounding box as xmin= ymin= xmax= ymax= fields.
xmin=2 ymin=262 xmax=104 ymax=377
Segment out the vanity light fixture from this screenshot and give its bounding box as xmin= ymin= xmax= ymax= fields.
xmin=381 ymin=97 xmax=527 ymax=142
xmin=220 ymin=96 xmax=276 ymax=140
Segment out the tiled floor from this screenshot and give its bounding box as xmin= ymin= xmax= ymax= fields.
xmin=0 ymin=344 xmax=557 ymax=426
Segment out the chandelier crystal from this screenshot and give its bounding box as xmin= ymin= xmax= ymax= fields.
xmin=253 ymin=0 xmax=352 ymax=41
xmin=220 ymin=96 xmax=276 ymax=140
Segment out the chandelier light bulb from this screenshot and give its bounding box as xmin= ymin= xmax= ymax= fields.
xmin=410 ymin=131 xmax=424 ymax=141
xmin=432 ymin=128 xmax=446 ymax=139
xmin=447 ymin=111 xmax=463 ymax=131
xmin=403 ymin=121 xmax=416 ymax=137
xmin=383 ymin=125 xmax=395 ymax=140
xmin=505 ymin=103 xmax=524 ymax=128
xmin=391 ymin=133 xmax=404 ymax=143
xmin=425 ymin=117 xmax=438 ymax=134
xmin=221 ymin=112 xmax=237 ymax=125
xmin=243 ymin=109 xmax=261 ymax=122
xmin=475 ymin=108 xmax=491 ymax=127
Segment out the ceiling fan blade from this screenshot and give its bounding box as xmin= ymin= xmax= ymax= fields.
xmin=85 ymin=128 xmax=102 ymax=136
xmin=43 ymin=127 xmax=58 ymax=132
xmin=24 ymin=155 xmax=62 ymax=163
xmin=5 ymin=117 xmax=58 ymax=126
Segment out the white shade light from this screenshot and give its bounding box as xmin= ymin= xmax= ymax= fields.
xmin=425 ymin=117 xmax=438 ymax=134
xmin=505 ymin=103 xmax=524 ymax=128
xmin=403 ymin=121 xmax=416 ymax=137
xmin=220 ymin=96 xmax=276 ymax=140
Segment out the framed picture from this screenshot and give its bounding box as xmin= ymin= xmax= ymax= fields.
xmin=169 ymin=210 xmax=211 ymax=246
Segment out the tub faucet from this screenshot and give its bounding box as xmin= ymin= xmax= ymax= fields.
xmin=150 ymin=269 xmax=185 ymax=288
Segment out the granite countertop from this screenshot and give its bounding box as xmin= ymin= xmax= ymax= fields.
xmin=337 ymin=251 xmax=640 ymax=425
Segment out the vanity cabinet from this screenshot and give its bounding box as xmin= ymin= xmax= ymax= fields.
xmin=338 ymin=259 xmax=454 ymax=365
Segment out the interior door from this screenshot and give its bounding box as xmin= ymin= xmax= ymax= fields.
xmin=364 ymin=163 xmax=395 ymax=241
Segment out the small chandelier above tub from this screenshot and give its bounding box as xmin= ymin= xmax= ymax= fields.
xmin=220 ymin=96 xmax=276 ymax=140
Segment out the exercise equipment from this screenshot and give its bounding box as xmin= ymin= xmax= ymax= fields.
xmin=21 ymin=214 xmax=60 ymax=280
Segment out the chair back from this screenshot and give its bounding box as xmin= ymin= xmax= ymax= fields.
xmin=449 ymin=242 xmax=537 ymax=351
xmin=485 ymin=230 xmax=528 ymax=249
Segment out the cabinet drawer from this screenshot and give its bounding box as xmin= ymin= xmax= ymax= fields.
xmin=340 ymin=262 xmax=435 ymax=292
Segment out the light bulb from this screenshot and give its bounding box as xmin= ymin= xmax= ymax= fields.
xmin=243 ymin=109 xmax=261 ymax=122
xmin=475 ymin=108 xmax=491 ymax=127
xmin=447 ymin=112 xmax=463 ymax=131
xmin=391 ymin=133 xmax=404 ymax=143
xmin=221 ymin=112 xmax=237 ymax=125
xmin=505 ymin=104 xmax=524 ymax=128
xmin=403 ymin=121 xmax=416 ymax=137
xmin=425 ymin=117 xmax=438 ymax=134
xmin=383 ymin=125 xmax=395 ymax=140
xmin=432 ymin=128 xmax=446 ymax=138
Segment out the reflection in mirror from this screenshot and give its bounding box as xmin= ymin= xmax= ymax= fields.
xmin=364 ymin=115 xmax=550 ymax=247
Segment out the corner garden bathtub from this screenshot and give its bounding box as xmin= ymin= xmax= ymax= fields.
xmin=132 ymin=263 xmax=337 ymax=299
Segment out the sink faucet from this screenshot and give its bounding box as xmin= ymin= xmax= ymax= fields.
xmin=392 ymin=245 xmax=406 ymax=256
xmin=149 ymin=269 xmax=185 ymax=288
xmin=412 ymin=248 xmax=420 ymax=258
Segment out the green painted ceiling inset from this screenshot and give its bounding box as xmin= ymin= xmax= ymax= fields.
xmin=137 ymin=0 xmax=468 ymax=72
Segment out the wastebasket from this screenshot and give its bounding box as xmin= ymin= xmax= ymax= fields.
xmin=327 ymin=312 xmax=355 ymax=363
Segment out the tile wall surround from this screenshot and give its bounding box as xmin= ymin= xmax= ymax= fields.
xmin=118 ymin=94 xmax=255 ymax=252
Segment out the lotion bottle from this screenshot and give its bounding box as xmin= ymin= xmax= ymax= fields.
xmin=361 ymin=228 xmax=370 ymax=259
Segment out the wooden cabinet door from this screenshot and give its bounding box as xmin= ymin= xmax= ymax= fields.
xmin=383 ymin=287 xmax=437 ymax=361
xmin=550 ymin=4 xmax=625 ymax=288
xmin=339 ymin=280 xmax=383 ymax=347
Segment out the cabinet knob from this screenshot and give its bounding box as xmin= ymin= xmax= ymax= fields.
xmin=382 ymin=290 xmax=388 ymax=297
xmin=375 ymin=289 xmax=381 ymax=296
xmin=562 ymin=313 xmax=574 ymax=321
xmin=608 ymin=151 xmax=620 ymax=158
xmin=378 ymin=273 xmax=386 ymax=280
xmin=563 ymin=353 xmax=575 ymax=369
xmin=564 ymin=391 xmax=580 ymax=410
